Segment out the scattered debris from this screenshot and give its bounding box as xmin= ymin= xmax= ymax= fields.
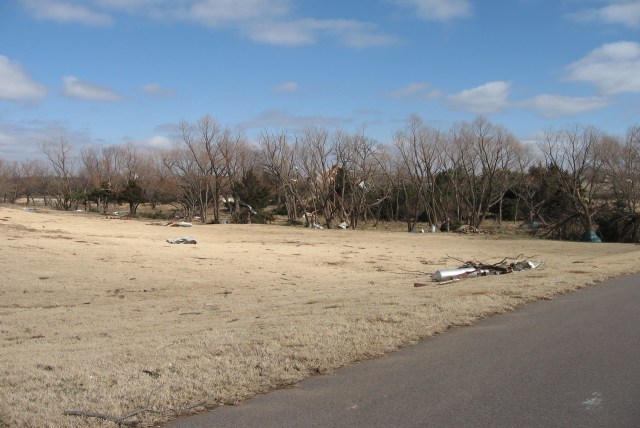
xmin=454 ymin=225 xmax=491 ymax=234
xmin=241 ymin=202 xmax=257 ymax=215
xmin=166 ymin=237 xmax=197 ymax=244
xmin=414 ymin=255 xmax=544 ymax=286
xmin=169 ymin=221 xmax=192 ymax=227
xmin=338 ymin=222 xmax=348 ymax=230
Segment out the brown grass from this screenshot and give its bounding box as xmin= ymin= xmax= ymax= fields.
xmin=1 ymin=205 xmax=639 ymax=427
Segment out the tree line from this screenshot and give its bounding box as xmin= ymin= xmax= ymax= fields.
xmin=1 ymin=114 xmax=639 ymax=242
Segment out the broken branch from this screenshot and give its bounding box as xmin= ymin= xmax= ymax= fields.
xmin=63 ymin=410 xmax=141 ymax=426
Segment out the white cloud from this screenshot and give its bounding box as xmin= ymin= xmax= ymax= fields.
xmin=393 ymin=0 xmax=472 ymax=21
xmin=447 ymin=81 xmax=510 ymax=114
xmin=247 ymin=20 xmax=316 ymax=45
xmin=185 ymin=0 xmax=289 ymax=26
xmin=142 ymin=83 xmax=175 ymax=97
xmin=142 ymin=135 xmax=173 ymax=150
xmin=314 ymin=19 xmax=398 ymax=48
xmin=599 ymin=1 xmax=640 ymax=27
xmin=242 ymin=109 xmax=350 ymax=129
xmin=566 ymin=41 xmax=640 ymax=95
xmin=387 ymin=82 xmax=442 ymax=99
xmin=93 ymin=0 xmax=156 ymax=13
xmin=0 ymin=120 xmax=95 ymax=161
xmin=21 ymin=0 xmax=290 ymax=28
xmin=273 ymin=81 xmax=299 ymax=93
xmin=62 ymin=76 xmax=122 ymax=101
xmin=0 ymin=56 xmax=47 ymax=101
xmin=569 ymin=1 xmax=640 ymax=28
xmin=21 ymin=0 xmax=397 ymax=48
xmin=247 ymin=19 xmax=397 ymax=47
xmin=22 ymin=0 xmax=112 ymax=26
xmin=522 ymin=94 xmax=611 ymax=117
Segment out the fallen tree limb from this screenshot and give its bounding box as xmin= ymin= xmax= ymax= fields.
xmin=64 ymin=398 xmax=216 ymax=426
xmin=63 ymin=409 xmax=145 ymax=426
xmin=65 ymin=385 xmax=163 ymax=426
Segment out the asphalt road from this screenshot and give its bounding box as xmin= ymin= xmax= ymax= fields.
xmin=166 ymin=274 xmax=640 ymax=428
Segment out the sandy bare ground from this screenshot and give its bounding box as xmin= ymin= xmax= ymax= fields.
xmin=1 ymin=205 xmax=639 ymax=427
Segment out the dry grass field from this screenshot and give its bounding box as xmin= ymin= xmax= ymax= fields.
xmin=1 ymin=205 xmax=639 ymax=427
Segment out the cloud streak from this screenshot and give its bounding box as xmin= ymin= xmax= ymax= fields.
xmin=521 ymin=94 xmax=611 ymax=117
xmin=0 ymin=56 xmax=47 ymax=101
xmin=184 ymin=0 xmax=289 ymax=26
xmin=570 ymin=1 xmax=640 ymax=28
xmin=392 ymin=0 xmax=472 ymax=21
xmin=566 ymin=41 xmax=640 ymax=95
xmin=447 ymin=81 xmax=510 ymax=114
xmin=246 ymin=18 xmax=398 ymax=47
xmin=242 ymin=109 xmax=351 ymax=130
xmin=142 ymin=83 xmax=175 ymax=97
xmin=387 ymin=82 xmax=442 ymax=99
xmin=20 ymin=0 xmax=398 ymax=47
xmin=273 ymin=81 xmax=299 ymax=93
xmin=22 ymin=0 xmax=112 ymax=26
xmin=62 ymin=76 xmax=122 ymax=101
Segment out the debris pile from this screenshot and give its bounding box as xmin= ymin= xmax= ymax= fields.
xmin=414 ymin=256 xmax=543 ymax=287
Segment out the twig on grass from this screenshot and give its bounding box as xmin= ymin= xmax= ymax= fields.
xmin=397 ymin=268 xmax=432 ymax=275
xmin=156 ymin=341 xmax=178 ymax=351
xmin=65 ymin=382 xmax=218 ymax=426
xmin=64 ymin=399 xmax=219 ymax=426
xmin=63 ymin=409 xmax=153 ymax=426
xmin=65 ymin=384 xmax=164 ymax=426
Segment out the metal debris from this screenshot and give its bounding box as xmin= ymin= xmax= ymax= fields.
xmin=430 ymin=256 xmax=543 ymax=283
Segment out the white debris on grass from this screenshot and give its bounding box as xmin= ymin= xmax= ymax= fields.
xmin=166 ymin=237 xmax=197 ymax=244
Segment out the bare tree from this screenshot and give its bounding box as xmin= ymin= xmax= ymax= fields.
xmin=18 ymin=160 xmax=47 ymax=205
xmin=335 ymin=128 xmax=386 ymax=229
xmin=178 ymin=118 xmax=214 ymax=222
xmin=0 ymin=159 xmax=17 ymax=203
xmin=163 ymin=144 xmax=207 ymax=220
xmin=600 ymin=125 xmax=640 ymax=241
xmin=40 ymin=138 xmax=77 ymax=210
xmin=538 ymin=125 xmax=607 ymax=238
xmin=143 ymin=150 xmax=176 ymax=209
xmin=219 ymin=128 xmax=252 ymax=220
xmin=448 ymin=117 xmax=522 ymax=227
xmin=80 ymin=146 xmax=124 ymax=213
xmin=168 ymin=115 xmax=232 ymax=222
xmin=489 ymin=130 xmax=523 ymax=224
xmin=511 ymin=144 xmax=544 ymax=223
xmin=393 ymin=115 xmax=443 ymax=231
xmin=298 ymin=127 xmax=337 ymax=227
xmin=259 ymin=130 xmax=307 ymax=224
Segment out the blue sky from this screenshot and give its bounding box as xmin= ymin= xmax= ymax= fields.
xmin=1 ymin=0 xmax=640 ymax=161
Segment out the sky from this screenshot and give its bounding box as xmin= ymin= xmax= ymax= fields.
xmin=1 ymin=0 xmax=640 ymax=161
